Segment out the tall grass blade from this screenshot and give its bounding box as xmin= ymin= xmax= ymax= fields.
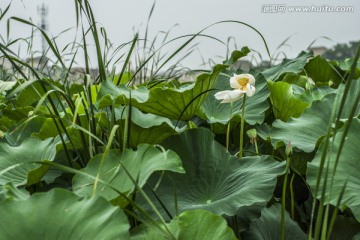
xmin=117 ymin=33 xmax=138 ymax=85
xmin=309 ymin=42 xmax=360 ymax=240
xmin=0 ymin=3 xmax=11 ymax=22
xmin=326 ymin=182 xmax=347 ymax=240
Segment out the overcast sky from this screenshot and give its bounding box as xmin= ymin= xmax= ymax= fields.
xmin=0 ymin=0 xmax=359 ymax=69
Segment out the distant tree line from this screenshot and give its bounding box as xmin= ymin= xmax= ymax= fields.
xmin=323 ymin=40 xmax=360 ymax=60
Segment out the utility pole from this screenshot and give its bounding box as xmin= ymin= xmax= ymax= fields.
xmin=37 ymin=4 xmax=48 ymax=54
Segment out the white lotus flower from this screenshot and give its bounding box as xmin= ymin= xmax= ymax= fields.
xmin=214 ymin=74 xmax=256 ymax=103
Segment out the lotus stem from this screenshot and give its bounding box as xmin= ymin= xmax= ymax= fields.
xmin=254 ymin=139 xmax=259 ymax=155
xmin=281 ymin=155 xmax=291 ymax=240
xmin=226 ymin=122 xmax=231 ymax=151
xmin=290 ymin=173 xmax=295 ymax=219
xmin=239 ymin=95 xmax=246 ymax=158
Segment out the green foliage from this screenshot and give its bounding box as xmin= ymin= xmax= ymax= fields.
xmin=242 ymin=204 xmax=306 ymax=240
xmin=304 ymin=55 xmax=343 ymax=85
xmin=268 ymin=81 xmax=309 ymax=121
xmin=0 ymin=80 xmax=16 ymax=95
xmin=131 ymin=210 xmax=237 ymax=240
xmin=0 ymin=189 xmax=130 ymax=239
xmin=307 ymin=119 xmax=360 ymax=221
xmin=73 ymin=144 xmax=184 ymax=201
xmin=270 ymin=94 xmax=334 ymax=152
xmin=0 ymin=137 xmax=61 ymax=186
xmin=114 ymin=106 xmax=181 ymax=148
xmin=97 ymin=64 xmax=227 ymax=120
xmin=337 ymin=58 xmax=360 ymax=79
xmin=262 ymin=51 xmax=312 ymax=81
xmin=0 ymin=0 xmax=359 ymax=239
xmin=172 ymin=210 xmax=237 ymax=240
xmin=139 ymin=128 xmax=284 ymax=217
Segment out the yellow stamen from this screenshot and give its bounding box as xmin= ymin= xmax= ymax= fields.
xmin=237 ymin=78 xmax=249 ymax=89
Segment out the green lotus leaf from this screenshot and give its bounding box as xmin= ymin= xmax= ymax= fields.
xmin=298 ymin=86 xmax=337 ymax=104
xmin=0 ymin=106 xmax=44 ymax=142
xmin=270 ymin=79 xmax=360 ymax=152
xmin=337 ymin=58 xmax=360 ymax=79
xmin=73 ymin=144 xmax=184 ymax=200
xmin=0 ymin=188 xmax=130 ymax=239
xmin=96 ymin=81 xmax=148 ymax=109
xmin=32 ymin=115 xmax=90 ymax=150
xmin=114 ymin=106 xmax=180 ymax=147
xmin=242 ymin=204 xmax=306 ymax=240
xmin=131 ymin=224 xmax=169 ymax=240
xmin=270 ymin=93 xmax=334 ymax=152
xmin=97 ymin=64 xmax=227 ymax=120
xmin=200 ymin=70 xmax=269 ymax=125
xmin=13 ymin=78 xmax=64 ymax=108
xmin=281 ymin=73 xmax=309 ymax=88
xmin=292 ymin=78 xmax=358 ymax=119
xmin=307 ymin=118 xmax=360 ymax=222
xmin=2 ymin=105 xmax=33 ymax=121
xmin=0 ymin=116 xmax=16 ymax=132
xmin=223 ymin=46 xmax=251 ymax=65
xmin=113 ymin=72 xmax=133 ymax=85
xmin=262 ymin=51 xmax=312 ymax=81
xmin=32 ymin=117 xmax=63 ymax=139
xmin=337 ymin=79 xmax=360 ymax=120
xmin=0 ymin=80 xmax=16 ymax=96
xmin=0 ymin=137 xmax=61 ymax=186
xmin=304 ymin=55 xmax=343 ymax=85
xmin=3 ymin=116 xmax=47 ymax=145
xmin=15 ymin=81 xmax=47 ymax=108
xmin=268 ymin=81 xmax=310 ymax=121
xmin=131 ymin=210 xmax=236 ymax=240
xmin=139 ymin=128 xmax=285 ymax=217
xmin=174 ymin=210 xmax=236 ymax=240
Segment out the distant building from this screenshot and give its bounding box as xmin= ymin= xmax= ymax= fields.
xmin=0 ymin=58 xmax=16 ymax=81
xmin=0 ymin=55 xmax=101 ymax=84
xmin=0 ymin=58 xmax=13 ymax=70
xmin=69 ymin=67 xmax=99 ymax=84
xmin=309 ymin=46 xmax=328 ymax=56
xmin=178 ymin=72 xmax=197 ymax=83
xmin=25 ymin=56 xmax=51 ymax=70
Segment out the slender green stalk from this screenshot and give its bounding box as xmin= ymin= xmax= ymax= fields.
xmin=226 ymin=122 xmax=231 ymax=151
xmin=254 ymin=139 xmax=259 ymax=155
xmin=309 ymin=42 xmax=360 ymax=240
xmin=326 ymin=182 xmax=347 ymax=240
xmin=239 ymin=95 xmax=246 ymax=158
xmin=281 ymin=155 xmax=291 ymax=240
xmin=290 ymin=173 xmax=295 ymax=219
xmin=227 ymin=101 xmax=234 ymax=151
xmin=308 ymin=97 xmax=339 ymax=240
